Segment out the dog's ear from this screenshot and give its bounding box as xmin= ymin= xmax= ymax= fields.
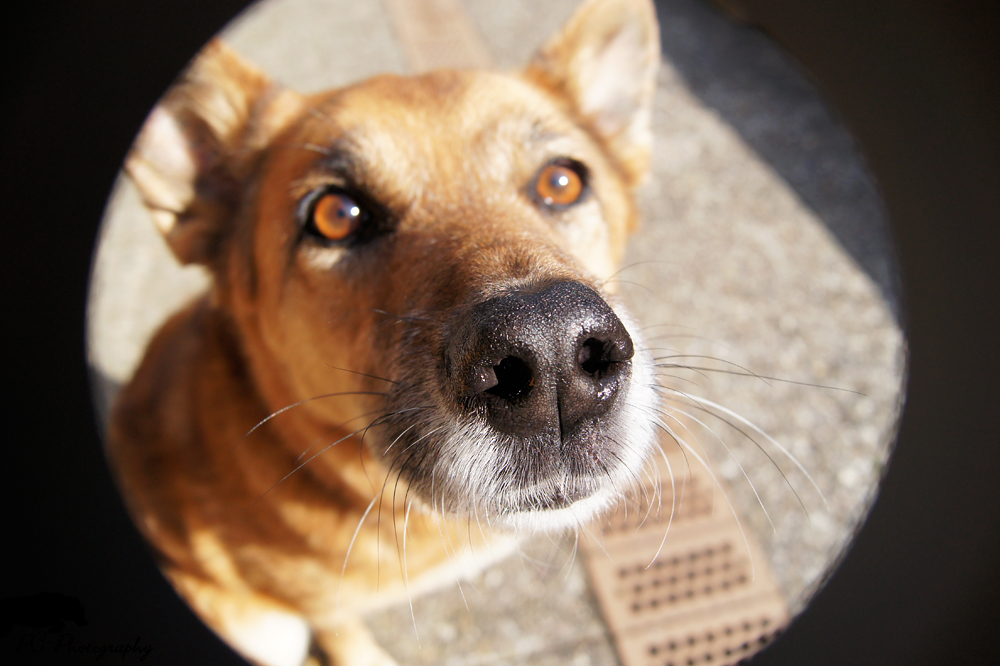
xmin=526 ymin=0 xmax=659 ymax=185
xmin=126 ymin=41 xmax=294 ymax=266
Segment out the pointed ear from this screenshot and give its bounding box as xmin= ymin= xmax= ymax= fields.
xmin=526 ymin=0 xmax=659 ymax=185
xmin=125 ymin=41 xmax=290 ymax=266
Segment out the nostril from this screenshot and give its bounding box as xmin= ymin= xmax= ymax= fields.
xmin=485 ymin=356 xmax=534 ymax=401
xmin=578 ymin=338 xmax=608 ymax=377
xmin=577 ymin=336 xmax=632 ymax=379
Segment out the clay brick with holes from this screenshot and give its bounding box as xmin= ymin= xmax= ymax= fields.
xmin=582 ymin=446 xmax=788 ymax=666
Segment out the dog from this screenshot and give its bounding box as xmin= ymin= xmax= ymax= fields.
xmin=107 ymin=0 xmax=661 ymax=664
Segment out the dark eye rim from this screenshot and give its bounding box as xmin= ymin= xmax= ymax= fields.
xmin=528 ymin=157 xmax=591 ymax=211
xmin=297 ymin=185 xmax=386 ymax=247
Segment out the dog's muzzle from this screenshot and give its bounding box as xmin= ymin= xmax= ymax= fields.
xmin=447 ymin=281 xmax=634 ymax=457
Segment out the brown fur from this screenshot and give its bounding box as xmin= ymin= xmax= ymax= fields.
xmin=107 ymin=1 xmax=659 ymax=664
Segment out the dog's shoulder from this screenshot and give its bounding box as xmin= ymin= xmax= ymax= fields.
xmin=108 ymin=296 xmax=247 ymax=476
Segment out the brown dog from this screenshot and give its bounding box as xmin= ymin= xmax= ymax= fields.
xmin=108 ymin=0 xmax=660 ymax=664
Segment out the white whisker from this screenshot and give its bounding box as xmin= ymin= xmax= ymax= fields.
xmin=653 ymin=419 xmax=756 ymax=581
xmin=335 ymin=493 xmax=380 ymax=626
xmin=402 ymin=499 xmax=420 ymax=647
xmin=658 ymin=402 xmax=776 ymax=533
xmin=663 ymin=388 xmax=827 ymax=509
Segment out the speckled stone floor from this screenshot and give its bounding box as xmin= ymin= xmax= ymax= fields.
xmin=87 ymin=1 xmax=905 ymax=664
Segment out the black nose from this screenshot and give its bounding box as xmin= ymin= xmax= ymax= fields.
xmin=447 ymin=281 xmax=634 ymax=442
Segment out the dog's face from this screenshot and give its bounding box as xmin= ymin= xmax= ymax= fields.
xmin=127 ymin=0 xmax=659 ymax=532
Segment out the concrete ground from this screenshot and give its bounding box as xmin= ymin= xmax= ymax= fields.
xmin=88 ymin=0 xmax=904 ymax=663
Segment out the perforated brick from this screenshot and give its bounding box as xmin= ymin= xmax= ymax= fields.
xmin=582 ymin=448 xmax=788 ymax=666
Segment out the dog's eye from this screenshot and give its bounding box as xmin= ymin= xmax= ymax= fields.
xmin=532 ymin=160 xmax=587 ymax=208
xmin=308 ymin=191 xmax=364 ymax=242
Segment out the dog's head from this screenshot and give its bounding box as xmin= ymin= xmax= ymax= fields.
xmin=126 ymin=0 xmax=660 ymax=532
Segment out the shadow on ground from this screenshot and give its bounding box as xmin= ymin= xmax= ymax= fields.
xmin=655 ymin=0 xmax=902 ymax=320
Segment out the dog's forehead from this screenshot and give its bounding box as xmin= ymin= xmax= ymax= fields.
xmin=292 ymin=71 xmax=595 ymax=201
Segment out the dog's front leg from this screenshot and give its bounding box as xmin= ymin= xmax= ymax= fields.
xmin=167 ymin=569 xmax=313 ymax=666
xmin=312 ymin=618 xmax=397 ymax=666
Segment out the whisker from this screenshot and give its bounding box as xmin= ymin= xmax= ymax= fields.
xmin=255 ymin=417 xmax=389 ymax=503
xmin=601 ymin=278 xmax=653 ymax=294
xmin=387 ymin=425 xmax=446 ymax=459
xmin=658 ymin=403 xmax=777 ymax=532
xmin=563 ymin=527 xmax=580 ymax=581
xmin=658 ymin=363 xmax=863 ymax=394
xmin=356 ymin=407 xmax=432 ymax=492
xmin=321 ymin=364 xmax=400 ymax=385
xmin=380 ymin=423 xmax=420 ymax=458
xmin=653 ymin=355 xmax=774 ymax=389
xmin=664 ymin=389 xmax=828 ymax=508
xmin=295 ymin=409 xmax=385 ymax=464
xmin=652 ymin=372 xmax=702 ymax=388
xmin=643 ymin=426 xmax=678 ymax=568
xmin=321 ymin=307 xmax=434 ymax=330
xmin=368 ymin=309 xmax=435 ymax=325
xmin=335 ymin=493 xmax=380 ymax=621
xmin=236 ymin=391 xmax=386 ymax=450
xmin=580 ymin=521 xmax=612 ymax=561
xmin=656 ymin=387 xmax=810 ymax=517
xmin=402 ymin=500 xmax=420 ymax=647
xmin=596 ymin=259 xmax=672 ymax=285
xmin=429 ymin=473 xmax=472 ymax=612
xmin=651 ymin=420 xmax=756 ymax=580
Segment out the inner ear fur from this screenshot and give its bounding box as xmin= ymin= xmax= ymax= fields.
xmin=125 ymin=40 xmax=290 ymax=267
xmin=526 ymin=0 xmax=660 ymax=186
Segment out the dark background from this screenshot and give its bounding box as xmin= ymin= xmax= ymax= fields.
xmin=2 ymin=1 xmax=998 ymax=664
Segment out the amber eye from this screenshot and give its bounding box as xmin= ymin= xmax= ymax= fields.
xmin=533 ymin=161 xmax=586 ymax=208
xmin=310 ymin=191 xmax=364 ymax=241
